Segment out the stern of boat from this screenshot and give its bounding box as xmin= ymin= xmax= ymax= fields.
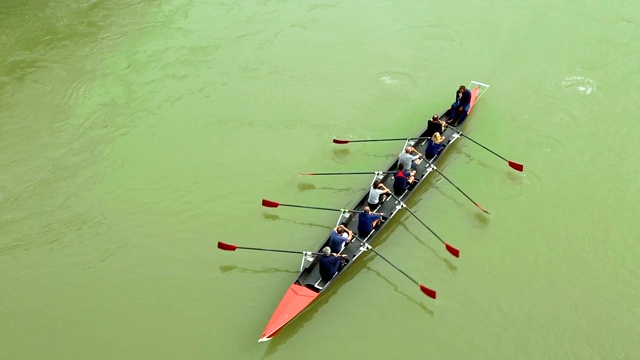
xmin=258 ymin=283 xmax=319 ymax=342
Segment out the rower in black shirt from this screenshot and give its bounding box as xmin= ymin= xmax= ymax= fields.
xmin=448 ymin=85 xmax=472 ymax=126
xmin=425 ymin=114 xmax=446 ymax=138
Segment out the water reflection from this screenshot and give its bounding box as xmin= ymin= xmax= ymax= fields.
xmin=331 ymin=147 xmax=350 ymax=160
xmin=262 ymin=213 xmax=331 ymax=231
xmin=397 ymin=222 xmax=458 ymax=273
xmin=218 ymin=265 xmax=297 ymax=275
xmin=365 ymin=265 xmax=434 ymax=316
xmin=296 ymin=182 xmax=360 ymax=193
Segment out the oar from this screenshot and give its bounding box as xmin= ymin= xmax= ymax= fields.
xmin=418 ymin=155 xmax=490 ymax=214
xmin=217 ymin=241 xmax=322 ymax=256
xmin=353 ymin=236 xmax=436 ymax=299
xmin=299 ymin=171 xmax=395 ymax=176
xmin=332 ymin=137 xmax=430 ymax=144
xmin=262 ymin=199 xmax=362 ymax=214
xmin=389 ymin=193 xmax=460 ymax=258
xmin=447 ymin=127 xmax=524 ymax=172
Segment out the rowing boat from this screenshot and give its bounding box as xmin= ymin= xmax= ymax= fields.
xmin=249 ymin=81 xmax=489 ymax=342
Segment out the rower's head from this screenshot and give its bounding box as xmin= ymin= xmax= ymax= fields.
xmin=336 ymin=225 xmax=345 ymax=234
xmin=404 ymin=146 xmax=413 ymax=154
xmin=432 ymin=132 xmax=444 ymax=143
xmin=363 ymin=206 xmax=371 ymax=213
xmin=431 ymin=114 xmax=439 ymax=121
xmin=459 ymin=85 xmax=466 ymax=92
xmin=398 ymin=163 xmax=406 ymax=171
xmin=372 ymin=180 xmax=381 ymax=188
xmin=322 ymin=247 xmax=331 ymax=256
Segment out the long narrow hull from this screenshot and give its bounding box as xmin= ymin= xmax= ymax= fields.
xmin=260 ymin=81 xmax=489 ymax=342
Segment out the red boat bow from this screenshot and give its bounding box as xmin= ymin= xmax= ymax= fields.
xmin=468 ymin=86 xmax=481 ymax=112
xmin=258 ymin=284 xmax=319 ymax=342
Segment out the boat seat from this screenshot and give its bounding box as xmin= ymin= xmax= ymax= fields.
xmin=314 ymin=278 xmax=327 ymax=290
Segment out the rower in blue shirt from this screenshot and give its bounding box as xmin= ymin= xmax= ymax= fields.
xmin=328 ymin=225 xmax=352 ymax=253
xmin=358 ymin=206 xmax=383 ymax=238
xmin=318 ymin=246 xmax=347 ymax=282
xmin=448 ymin=85 xmax=472 ymax=126
xmin=425 ymin=132 xmax=446 ymax=159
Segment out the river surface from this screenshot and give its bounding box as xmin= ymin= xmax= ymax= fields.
xmin=1 ymin=1 xmax=639 ymax=359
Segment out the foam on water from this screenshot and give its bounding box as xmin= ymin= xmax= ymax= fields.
xmin=560 ymin=75 xmax=597 ymax=94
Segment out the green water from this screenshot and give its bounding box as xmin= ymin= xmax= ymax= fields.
xmin=1 ymin=1 xmax=638 ymax=359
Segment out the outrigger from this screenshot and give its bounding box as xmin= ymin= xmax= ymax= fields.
xmin=218 ymin=81 xmax=522 ymax=342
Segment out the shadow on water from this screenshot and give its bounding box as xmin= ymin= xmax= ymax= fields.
xmin=262 ymin=213 xmax=330 ymax=231
xmin=331 ymin=147 xmax=350 ymax=160
xmin=219 ymin=265 xmax=298 ymax=275
xmin=296 ymin=181 xmax=360 ymax=193
xmin=362 ymin=152 xmax=399 ymax=159
xmin=297 ymin=182 xmax=316 ymax=191
xmin=397 ymin=222 xmax=458 ymax=273
xmin=261 ymin=228 xmax=434 ymax=359
xmin=506 ymin=169 xmax=527 ymax=183
xmin=473 ymin=211 xmax=491 ymax=227
xmin=411 ymin=175 xmax=491 ymax=228
xmin=364 ymin=265 xmax=435 ymax=316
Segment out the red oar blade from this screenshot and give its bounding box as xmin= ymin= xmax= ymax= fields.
xmin=217 ymin=241 xmax=238 ymax=251
xmin=419 ymin=284 xmax=437 ymax=299
xmin=332 ymin=138 xmax=350 ymax=144
xmin=445 ymin=243 xmax=460 ymax=258
xmin=262 ymin=199 xmax=280 ymax=208
xmin=475 ymin=202 xmax=491 ymax=215
xmin=508 ymin=160 xmax=524 ymax=172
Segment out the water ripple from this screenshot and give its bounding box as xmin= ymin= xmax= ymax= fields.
xmin=374 ymin=70 xmax=418 ymax=100
xmin=560 ymin=76 xmax=597 ymax=95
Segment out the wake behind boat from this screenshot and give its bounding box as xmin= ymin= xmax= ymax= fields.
xmin=217 ymin=81 xmax=520 ymax=342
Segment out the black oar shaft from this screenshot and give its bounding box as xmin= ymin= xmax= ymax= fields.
xmin=279 ymin=203 xmax=359 ymax=213
xmin=353 ymin=237 xmax=420 ymax=286
xmin=301 ymin=171 xmax=394 ymax=176
xmin=237 ymin=246 xmax=321 ymax=256
xmin=350 ymin=138 xmax=408 ymax=143
xmin=448 ymin=128 xmax=509 ymax=162
xmin=389 ymin=194 xmax=447 ymax=245
xmin=418 ymin=156 xmax=489 ymax=213
xmin=420 ymin=156 xmax=478 ymax=206
xmin=387 ymin=195 xmax=459 ymax=258
xmin=341 ymin=137 xmax=431 ymax=143
xmin=359 ymin=137 xmax=430 ymax=143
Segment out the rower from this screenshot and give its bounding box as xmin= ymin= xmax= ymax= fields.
xmin=425 ymin=132 xmax=446 ymax=159
xmin=425 ymin=114 xmax=446 ymax=138
xmin=367 ymin=180 xmax=390 ymax=209
xmin=358 ymin=206 xmax=383 ymax=238
xmin=318 ymin=246 xmax=347 ymax=282
xmin=448 ymin=85 xmax=472 ymax=126
xmin=398 ymin=146 xmax=423 ymax=171
xmin=339 ymin=224 xmax=354 ymax=245
xmin=328 ymin=225 xmax=352 ymax=253
xmin=393 ymin=163 xmax=416 ymax=196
